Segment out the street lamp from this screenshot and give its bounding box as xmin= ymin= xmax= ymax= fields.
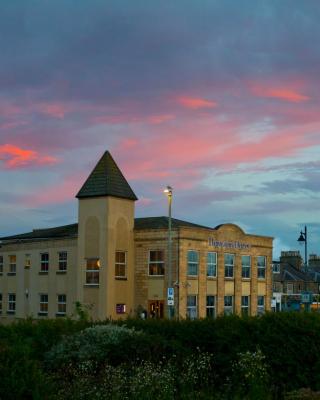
xmin=164 ymin=186 xmax=173 ymax=319
xmin=297 ymin=226 xmax=308 ymax=270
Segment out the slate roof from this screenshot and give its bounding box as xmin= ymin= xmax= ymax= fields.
xmin=76 ymin=151 xmax=138 ymax=201
xmin=0 ymin=217 xmax=212 ymax=243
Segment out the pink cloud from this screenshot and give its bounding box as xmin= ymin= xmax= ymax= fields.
xmin=176 ymin=96 xmax=217 ymax=109
xmin=250 ymin=83 xmax=309 ymax=103
xmin=0 ymin=144 xmax=58 ymax=169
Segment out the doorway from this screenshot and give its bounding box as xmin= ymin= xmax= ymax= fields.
xmin=148 ymin=300 xmax=164 ymax=319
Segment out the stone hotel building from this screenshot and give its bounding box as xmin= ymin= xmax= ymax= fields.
xmin=0 ymin=152 xmax=273 ymax=321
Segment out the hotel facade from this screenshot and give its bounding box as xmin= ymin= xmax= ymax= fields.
xmin=0 ymin=152 xmax=273 ymax=322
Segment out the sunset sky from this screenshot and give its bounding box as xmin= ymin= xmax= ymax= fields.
xmin=1 ymin=1 xmax=320 ymax=258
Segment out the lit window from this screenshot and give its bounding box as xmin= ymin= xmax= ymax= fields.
xmin=148 ymin=251 xmax=164 ymax=276
xmin=257 ymin=295 xmax=265 ymax=315
xmin=25 ymin=254 xmax=31 ymax=269
xmin=187 ymin=251 xmax=199 ymax=276
xmin=224 ymin=254 xmax=234 ymax=278
xmin=0 ymin=256 xmax=3 ymax=274
xmin=0 ymin=293 xmax=2 ymax=314
xmin=187 ymin=295 xmax=197 ymax=319
xmin=86 ymin=258 xmax=100 ymax=284
xmin=9 ymin=255 xmax=16 ymax=274
xmin=206 ymin=295 xmax=216 ymax=318
xmin=58 ymin=252 xmax=67 ymax=271
xmin=241 ymin=296 xmax=250 ymax=316
xmin=207 ymin=252 xmax=217 ymax=277
xmin=57 ymin=294 xmax=66 ymax=315
xmin=224 ymin=295 xmax=233 ymax=315
xmin=257 ymin=256 xmax=266 ymax=279
xmin=39 ymin=294 xmax=48 ymax=314
xmin=115 ymin=251 xmax=127 ymax=278
xmin=7 ymin=293 xmax=16 ymax=313
xmin=241 ymin=255 xmax=251 ymax=278
xmin=40 ymin=253 xmax=49 ymax=272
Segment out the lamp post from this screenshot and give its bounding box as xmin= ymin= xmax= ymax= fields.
xmin=164 ymin=186 xmax=173 ymax=319
xmin=297 ymin=226 xmax=308 ymax=270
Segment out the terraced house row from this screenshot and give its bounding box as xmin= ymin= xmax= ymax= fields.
xmin=0 ymin=152 xmax=273 ymax=322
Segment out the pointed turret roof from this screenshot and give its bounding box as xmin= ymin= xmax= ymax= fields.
xmin=76 ymin=151 xmax=138 ymax=201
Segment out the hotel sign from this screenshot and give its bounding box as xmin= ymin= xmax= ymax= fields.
xmin=208 ymin=238 xmax=251 ymax=250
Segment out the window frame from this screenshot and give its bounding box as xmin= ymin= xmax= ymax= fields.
xmin=115 ymin=251 xmax=127 ymax=278
xmin=241 ymin=255 xmax=251 ymax=279
xmin=9 ymin=255 xmax=16 ymax=274
xmin=257 ymin=256 xmax=266 ymax=279
xmin=241 ymin=295 xmax=250 ymax=316
xmin=39 ymin=293 xmax=48 ymax=315
xmin=7 ymin=293 xmax=16 ymax=313
xmin=148 ymin=250 xmax=165 ymax=276
xmin=257 ymin=295 xmax=265 ymax=315
xmin=206 ymin=295 xmax=216 ymax=318
xmin=186 ymin=295 xmax=198 ymax=319
xmin=40 ymin=253 xmax=49 ymax=272
xmin=187 ymin=250 xmax=199 ymax=276
xmin=25 ymin=254 xmax=31 ymax=269
xmin=207 ymin=252 xmax=217 ymax=278
xmin=224 ymin=295 xmax=234 ymax=315
xmin=58 ymin=251 xmax=68 ymax=272
xmin=57 ymin=294 xmax=67 ymax=315
xmin=224 ymin=253 xmax=235 ymax=278
xmin=85 ymin=258 xmax=100 ymax=285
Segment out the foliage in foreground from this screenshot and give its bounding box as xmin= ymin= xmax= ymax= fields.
xmin=1 ymin=313 xmax=320 ymax=399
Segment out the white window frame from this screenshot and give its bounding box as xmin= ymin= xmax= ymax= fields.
xmin=272 ymin=263 xmax=280 ymax=274
xmin=7 ymin=293 xmax=16 ymax=313
xmin=57 ymin=294 xmax=66 ymax=315
xmin=241 ymin=255 xmax=251 ymax=278
xmin=257 ymin=256 xmax=266 ymax=279
xmin=9 ymin=255 xmax=16 ymax=274
xmin=39 ymin=294 xmax=48 ymax=314
xmin=187 ymin=250 xmax=199 ymax=276
xmin=257 ymin=295 xmax=265 ymax=315
xmin=224 ymin=253 xmax=234 ymax=278
xmin=148 ymin=250 xmax=165 ymax=276
xmin=58 ymin=252 xmax=67 ymax=271
xmin=187 ymin=295 xmax=197 ymax=319
xmin=85 ymin=258 xmax=100 ymax=285
xmin=207 ymin=252 xmax=217 ymax=277
xmin=40 ymin=253 xmax=49 ymax=272
xmin=115 ymin=251 xmax=127 ymax=278
xmin=224 ymin=295 xmax=233 ymax=315
xmin=241 ymin=295 xmax=250 ymax=316
xmin=206 ymin=295 xmax=216 ymax=318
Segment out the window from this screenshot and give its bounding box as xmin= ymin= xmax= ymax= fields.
xmin=148 ymin=251 xmax=164 ymax=276
xmin=257 ymin=256 xmax=266 ymax=279
xmin=0 ymin=256 xmax=3 ymax=274
xmin=116 ymin=304 xmax=126 ymax=314
xmin=187 ymin=295 xmax=197 ymax=319
xmin=207 ymin=252 xmax=217 ymax=277
xmin=286 ymin=283 xmax=293 ymax=294
xmin=241 ymin=296 xmax=250 ymax=316
xmin=257 ymin=295 xmax=265 ymax=315
xmin=9 ymin=255 xmax=16 ymax=274
xmin=58 ymin=252 xmax=67 ymax=271
xmin=272 ymin=263 xmax=280 ymax=273
xmin=25 ymin=254 xmax=31 ymax=269
xmin=40 ymin=253 xmax=49 ymax=272
xmin=241 ymin=255 xmax=251 ymax=278
xmin=86 ymin=258 xmax=100 ymax=284
xmin=206 ymin=295 xmax=216 ymax=318
xmin=224 ymin=295 xmax=233 ymax=315
xmin=224 ymin=254 xmax=234 ymax=278
xmin=7 ymin=293 xmax=16 ymax=313
xmin=0 ymin=293 xmax=2 ymax=314
xmin=57 ymin=295 xmax=66 ymax=315
xmin=115 ymin=251 xmax=127 ymax=278
xmin=39 ymin=294 xmax=48 ymax=314
xmin=187 ymin=251 xmax=199 ymax=276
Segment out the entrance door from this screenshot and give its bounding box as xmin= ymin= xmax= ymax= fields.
xmin=148 ymin=300 xmax=164 ymax=318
